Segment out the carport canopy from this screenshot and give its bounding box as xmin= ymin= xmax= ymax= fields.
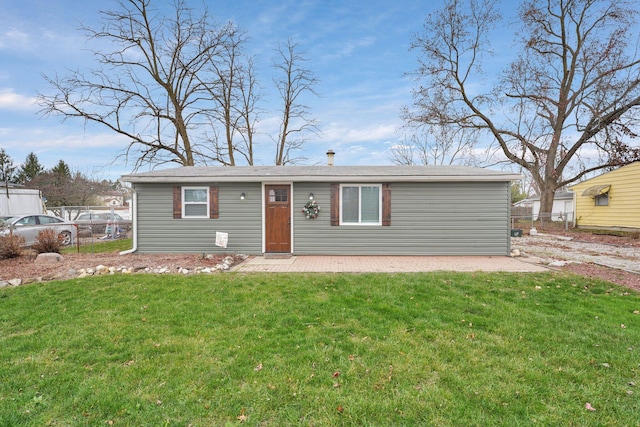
xmin=582 ymin=184 xmax=610 ymax=197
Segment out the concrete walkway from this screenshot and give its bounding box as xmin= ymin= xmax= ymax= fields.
xmin=232 ymin=255 xmax=548 ymax=273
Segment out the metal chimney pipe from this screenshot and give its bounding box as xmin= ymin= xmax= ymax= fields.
xmin=326 ymin=149 xmax=335 ymax=166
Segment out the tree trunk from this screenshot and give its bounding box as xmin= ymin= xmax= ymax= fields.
xmin=538 ymin=185 xmax=556 ymax=221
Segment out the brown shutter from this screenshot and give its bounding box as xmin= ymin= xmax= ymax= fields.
xmin=173 ymin=186 xmax=182 ymax=219
xmin=330 ymin=183 xmax=340 ymax=226
xmin=210 ymin=185 xmax=219 ymax=219
xmin=382 ymin=183 xmax=391 ymax=226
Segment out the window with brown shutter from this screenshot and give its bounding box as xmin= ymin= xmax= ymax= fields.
xmin=173 ymin=186 xmax=182 ymax=219
xmin=330 ymin=183 xmax=340 ymax=226
xmin=209 ymin=186 xmax=219 ymax=218
xmin=330 ymin=183 xmax=390 ymax=226
xmin=173 ymin=185 xmax=219 ymax=219
xmin=382 ymin=183 xmax=391 ymax=226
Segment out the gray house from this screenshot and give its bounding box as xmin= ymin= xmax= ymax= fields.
xmin=120 ymin=164 xmax=520 ymax=256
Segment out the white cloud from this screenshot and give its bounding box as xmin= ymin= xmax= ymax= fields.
xmin=322 ymin=122 xmax=397 ymax=144
xmin=0 ymin=27 xmax=31 ymax=50
xmin=322 ymin=36 xmax=377 ymax=61
xmin=0 ymin=89 xmax=37 ymax=111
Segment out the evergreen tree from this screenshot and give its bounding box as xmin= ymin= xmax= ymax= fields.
xmin=50 ymin=160 xmax=71 ymax=177
xmin=0 ymin=148 xmax=17 ymax=184
xmin=15 ymin=152 xmax=44 ymax=184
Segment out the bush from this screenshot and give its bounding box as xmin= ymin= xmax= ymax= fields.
xmin=31 ymin=228 xmax=63 ymax=254
xmin=0 ymin=233 xmax=25 ymax=259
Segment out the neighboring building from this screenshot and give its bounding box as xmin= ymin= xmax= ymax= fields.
xmin=529 ymin=190 xmax=575 ymax=221
xmin=0 ymin=184 xmax=46 ymax=216
xmin=569 ymin=162 xmax=640 ymax=230
xmin=120 ymin=164 xmax=521 ymax=256
xmin=96 ymin=191 xmax=129 ymax=207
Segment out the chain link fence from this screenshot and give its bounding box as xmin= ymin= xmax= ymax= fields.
xmin=511 ymin=205 xmax=575 ymax=233
xmin=49 ymin=206 xmax=132 ymax=251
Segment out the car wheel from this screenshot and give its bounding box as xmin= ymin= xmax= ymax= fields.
xmin=59 ymin=231 xmax=72 ymax=246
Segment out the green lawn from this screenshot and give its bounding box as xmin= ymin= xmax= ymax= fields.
xmin=1 ymin=272 xmax=638 ymax=426
xmin=64 ymin=237 xmax=133 ymax=254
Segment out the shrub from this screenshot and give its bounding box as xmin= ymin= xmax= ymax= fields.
xmin=31 ymin=228 xmax=63 ymax=254
xmin=0 ymin=233 xmax=25 ymax=259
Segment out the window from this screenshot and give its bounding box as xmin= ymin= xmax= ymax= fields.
xmin=182 ymin=187 xmax=209 ymax=218
xmin=173 ymin=186 xmax=219 ymax=219
xmin=594 ymin=192 xmax=609 ymax=206
xmin=268 ymin=188 xmax=288 ymax=202
xmin=340 ymin=184 xmax=381 ymax=225
xmin=330 ymin=183 xmax=390 ymax=226
xmin=17 ymin=216 xmax=37 ymax=225
xmin=38 ymin=215 xmax=61 ymax=224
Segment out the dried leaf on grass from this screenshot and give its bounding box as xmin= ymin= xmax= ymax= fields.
xmin=237 ymin=408 xmax=248 ymax=422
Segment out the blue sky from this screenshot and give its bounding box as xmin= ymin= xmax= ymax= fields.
xmin=0 ymin=0 xmax=514 ymax=181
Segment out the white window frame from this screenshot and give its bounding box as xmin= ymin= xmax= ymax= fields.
xmin=182 ymin=187 xmax=209 ymax=218
xmin=339 ymin=184 xmax=382 ymax=226
xmin=594 ymin=192 xmax=609 ymax=206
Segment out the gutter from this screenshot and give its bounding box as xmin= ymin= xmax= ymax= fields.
xmin=122 ymin=174 xmax=523 ymax=184
xmin=119 ymin=190 xmax=138 ymax=255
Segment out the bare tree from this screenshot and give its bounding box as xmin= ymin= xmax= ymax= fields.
xmin=203 ymin=30 xmax=261 ymax=165
xmin=272 ymin=39 xmax=320 ymax=165
xmin=405 ymin=0 xmax=640 ymax=215
xmin=37 ymin=0 xmax=249 ymax=170
xmin=27 ymin=162 xmax=109 ymax=209
xmin=391 ymin=125 xmax=481 ymax=165
xmin=235 ymin=57 xmax=261 ymax=166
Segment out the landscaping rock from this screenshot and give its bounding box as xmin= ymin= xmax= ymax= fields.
xmin=3 ymin=253 xmax=243 ymax=284
xmin=35 ymin=253 xmax=64 ymax=264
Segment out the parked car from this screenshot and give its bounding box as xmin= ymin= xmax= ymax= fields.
xmin=0 ymin=214 xmax=77 ymax=246
xmin=75 ymin=212 xmax=131 ymax=237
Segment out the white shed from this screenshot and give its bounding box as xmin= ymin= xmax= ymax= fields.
xmin=530 ymin=190 xmax=575 ymax=221
xmin=0 ymin=185 xmax=46 ymax=216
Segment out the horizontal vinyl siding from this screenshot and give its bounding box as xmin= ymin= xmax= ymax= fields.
xmin=293 ymin=182 xmax=510 ymax=256
xmin=134 ymin=182 xmax=262 ymax=254
xmin=571 ymin=163 xmax=640 ymax=229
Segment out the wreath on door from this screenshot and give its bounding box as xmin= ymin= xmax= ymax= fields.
xmin=302 ymin=200 xmax=320 ymax=219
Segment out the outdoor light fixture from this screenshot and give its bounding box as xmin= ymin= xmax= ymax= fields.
xmin=240 ymin=192 xmax=246 ymax=200
xmin=308 ymin=192 xmax=314 ymax=200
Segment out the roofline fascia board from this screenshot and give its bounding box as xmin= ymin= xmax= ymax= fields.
xmin=122 ymin=174 xmax=522 ymax=184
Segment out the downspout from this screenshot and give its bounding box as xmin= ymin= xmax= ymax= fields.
xmin=572 ymin=190 xmax=577 ymax=228
xmin=507 ymin=180 xmax=512 ymax=256
xmin=119 ymin=190 xmax=138 ymax=255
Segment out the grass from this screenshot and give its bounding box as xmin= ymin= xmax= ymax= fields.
xmin=63 ymin=237 xmax=133 ymax=254
xmin=1 ymin=271 xmax=639 ymax=426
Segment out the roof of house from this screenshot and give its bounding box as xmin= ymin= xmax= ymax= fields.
xmin=528 ymin=190 xmax=575 ymax=201
xmin=121 ymin=165 xmax=521 ymax=184
xmin=568 ymin=161 xmax=640 ymax=188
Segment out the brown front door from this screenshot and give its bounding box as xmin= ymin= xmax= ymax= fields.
xmin=264 ymin=184 xmax=291 ymax=253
